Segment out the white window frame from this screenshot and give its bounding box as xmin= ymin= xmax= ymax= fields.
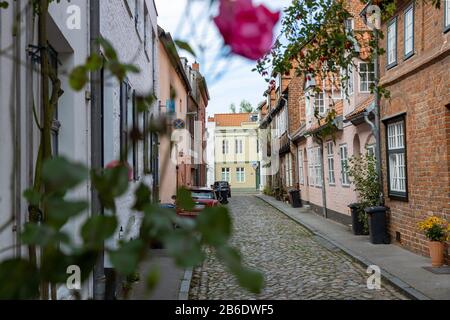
xmin=404 ymin=4 xmax=414 ymax=58
xmin=366 ymin=144 xmax=376 ymax=157
xmin=359 ymin=63 xmax=375 ymax=93
xmin=387 ymin=17 xmax=397 ymax=67
xmin=298 ymin=148 xmax=304 ymax=185
xmin=235 ymin=139 xmax=243 ymax=154
xmin=221 ymin=167 xmax=231 ymax=182
xmin=315 ymin=92 xmax=325 ymax=115
xmin=236 ymin=167 xmax=245 ymax=183
xmin=327 ymin=141 xmax=335 ymax=185
xmin=344 ymin=18 xmax=354 ymax=33
xmin=445 ymin=0 xmax=450 ymax=32
xmin=386 ymin=119 xmax=407 ymax=198
xmin=340 ymin=144 xmax=350 ymax=186
xmin=222 ymin=140 xmax=229 ymax=154
xmin=307 ymin=147 xmax=322 ymax=187
xmin=284 ymin=153 xmax=293 ymax=187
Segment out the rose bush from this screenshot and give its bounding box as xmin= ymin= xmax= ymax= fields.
xmin=214 ymin=0 xmax=280 ymax=60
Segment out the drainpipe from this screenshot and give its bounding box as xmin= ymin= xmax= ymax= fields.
xmin=316 ymin=136 xmax=328 ymax=219
xmin=371 ymin=28 xmax=384 ymax=206
xmin=90 ymin=0 xmax=106 ymax=300
xmin=282 ymin=96 xmax=299 ymax=192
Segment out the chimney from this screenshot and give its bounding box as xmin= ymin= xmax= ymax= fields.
xmin=192 ymin=61 xmax=200 ymax=72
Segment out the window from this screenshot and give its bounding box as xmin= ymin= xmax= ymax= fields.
xmin=236 ymin=167 xmax=245 ymax=183
xmin=404 ymin=4 xmax=414 ymax=58
xmin=344 ymin=18 xmax=354 ymax=33
xmin=340 ymin=144 xmax=350 ymax=186
xmin=327 ymin=142 xmax=335 ymax=185
xmin=387 ymin=18 xmax=397 ymax=67
xmin=222 ymin=140 xmax=229 ymax=154
xmin=298 ymin=148 xmax=304 ymax=185
xmin=366 ymin=144 xmax=376 ymax=157
xmin=144 ymin=4 xmax=150 ymax=58
xmin=235 ymin=139 xmax=243 ymax=154
xmin=135 ymin=0 xmax=143 ymax=40
xmin=120 ymin=85 xmax=139 ymax=181
xmin=48 ymin=46 xmax=60 ymax=156
xmin=315 ymin=92 xmax=325 ymax=115
xmin=308 ymin=147 xmax=322 ymax=187
xmin=221 ymin=168 xmax=231 ymax=182
xmin=284 ymin=153 xmax=293 ymax=187
xmin=276 ymin=107 xmax=288 ymax=136
xmin=359 ymin=63 xmax=375 ymax=93
xmin=445 ymin=0 xmax=450 ymax=31
xmin=120 ymin=81 xmax=130 ymax=162
xmin=386 ymin=119 xmax=407 ymax=198
xmin=124 ymin=0 xmax=135 ymax=17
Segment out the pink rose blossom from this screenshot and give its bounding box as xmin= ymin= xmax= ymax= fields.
xmin=214 ymin=0 xmax=280 ymax=60
xmin=105 ymin=160 xmax=133 ymax=181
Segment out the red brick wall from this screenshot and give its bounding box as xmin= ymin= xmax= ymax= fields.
xmin=379 ymin=1 xmax=450 ymax=261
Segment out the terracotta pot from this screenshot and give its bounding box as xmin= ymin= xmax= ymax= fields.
xmin=428 ymin=241 xmax=445 ymax=267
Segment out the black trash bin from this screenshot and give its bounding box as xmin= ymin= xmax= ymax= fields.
xmin=365 ymin=206 xmax=390 ymax=244
xmin=348 ymin=203 xmax=367 ymax=235
xmin=215 ymin=189 xmax=228 ymax=204
xmin=288 ymin=189 xmax=302 ymax=208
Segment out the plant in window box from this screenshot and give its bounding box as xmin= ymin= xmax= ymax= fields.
xmin=418 ymin=216 xmax=449 ymax=267
xmin=347 ymin=154 xmax=380 ymax=236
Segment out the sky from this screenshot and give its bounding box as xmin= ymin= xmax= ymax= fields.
xmin=154 ymin=0 xmax=291 ymax=118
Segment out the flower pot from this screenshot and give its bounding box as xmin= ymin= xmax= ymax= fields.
xmin=428 ymin=241 xmax=445 ymax=267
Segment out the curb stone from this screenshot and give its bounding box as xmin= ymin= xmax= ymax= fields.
xmin=255 ymin=194 xmax=432 ymax=300
xmin=178 ymin=268 xmax=193 ymax=300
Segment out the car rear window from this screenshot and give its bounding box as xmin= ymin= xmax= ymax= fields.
xmin=192 ymin=191 xmax=214 ymax=199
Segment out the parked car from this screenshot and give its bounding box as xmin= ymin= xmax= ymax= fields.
xmin=213 ymin=181 xmax=231 ymax=198
xmin=176 ymin=187 xmax=219 ymax=218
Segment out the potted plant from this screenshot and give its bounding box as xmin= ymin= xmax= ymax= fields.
xmin=418 ymin=216 xmax=449 ymax=267
xmin=347 ymin=154 xmax=380 ymax=238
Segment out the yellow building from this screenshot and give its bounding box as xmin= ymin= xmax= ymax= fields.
xmin=208 ymin=113 xmax=260 ymax=191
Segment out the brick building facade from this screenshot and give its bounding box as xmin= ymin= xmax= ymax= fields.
xmin=376 ymin=0 xmax=450 ymax=261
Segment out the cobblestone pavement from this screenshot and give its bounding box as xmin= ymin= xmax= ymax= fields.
xmin=189 ymin=196 xmax=408 ymax=300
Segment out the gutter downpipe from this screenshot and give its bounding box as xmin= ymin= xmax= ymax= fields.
xmin=363 ymin=28 xmax=384 ymax=206
xmin=316 ymin=136 xmax=327 ymax=219
xmin=282 ymin=96 xmax=301 ymax=193
xmin=90 ymin=0 xmax=106 ymax=300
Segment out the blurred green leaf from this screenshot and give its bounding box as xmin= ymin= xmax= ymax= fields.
xmin=21 ymin=223 xmax=70 ymax=246
xmin=234 ymin=267 xmax=264 ymax=294
xmin=47 ymin=197 xmax=88 ymax=229
xmin=23 ymin=189 xmax=41 ymax=206
xmin=0 ymin=259 xmax=40 ymax=299
xmin=69 ymin=65 xmax=88 ymax=91
xmin=81 ymin=215 xmax=117 ymax=248
xmin=174 ymin=40 xmax=196 ymax=57
xmin=141 ymin=205 xmax=175 ymax=239
xmin=97 ymin=38 xmax=117 ymax=60
xmin=217 ymin=246 xmax=264 ymax=294
xmin=91 ymin=165 xmax=129 ymax=210
xmin=146 ymin=267 xmax=160 ymax=292
xmin=40 ymin=248 xmax=72 ymax=283
xmin=164 ymin=229 xmax=204 ymax=268
xmin=42 ymin=157 xmax=88 ymax=193
xmin=133 ymin=183 xmax=151 ymax=211
xmin=85 ymin=53 xmax=103 ymax=71
xmin=109 ymin=239 xmax=144 ymax=276
xmin=197 ymin=206 xmax=232 ymax=246
xmin=177 ymin=187 xmax=195 ymax=211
